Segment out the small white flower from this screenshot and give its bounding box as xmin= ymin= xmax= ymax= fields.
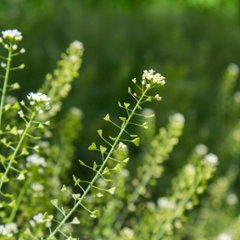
xmin=20 ymin=48 xmax=26 ymax=54
xmin=5 ymin=223 xmax=18 ymax=234
xmin=228 ymin=63 xmax=239 ymax=75
xmin=169 ymin=113 xmax=185 ymax=124
xmin=70 ymin=107 xmax=82 ymax=117
xmin=26 ymin=154 xmax=47 ymax=167
xmin=18 ymin=110 xmax=24 ymax=118
xmin=233 ymin=91 xmax=240 ymax=103
xmin=33 ymin=213 xmax=44 ymax=223
xmin=1 ymin=29 xmax=22 ymax=41
xmin=157 ymin=197 xmax=176 ymax=209
xmin=26 ymin=92 xmax=50 ymax=112
xmin=70 ymin=40 xmax=84 ymax=51
xmin=154 ymin=94 xmax=162 ymax=101
xmin=1 ymin=62 xmax=6 ymax=68
xmin=122 ymin=227 xmax=134 ymax=239
xmin=226 ymin=193 xmax=238 ymax=205
xmin=108 ymin=187 xmax=116 ymax=195
xmin=12 ymin=44 xmax=18 ymax=50
xmin=0 ymin=222 xmax=18 ymax=237
xmin=185 ymin=164 xmax=195 ymax=175
xmin=203 ymin=153 xmax=218 ymax=166
xmin=195 ymin=144 xmax=208 ymax=155
xmin=217 ymin=233 xmax=232 ymax=240
xmin=31 ymin=182 xmax=44 ymax=192
xmin=27 ymin=92 xmax=50 ymax=104
xmin=142 ymin=69 xmax=165 ymax=86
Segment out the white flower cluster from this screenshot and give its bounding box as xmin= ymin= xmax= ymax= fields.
xmin=26 ymin=154 xmax=47 ymax=167
xmin=0 ymin=223 xmax=18 ymax=238
xmin=121 ymin=227 xmax=134 ymax=239
xmin=0 ymin=29 xmax=22 ymax=42
xmin=217 ymin=233 xmax=232 ymax=240
xmin=30 ymin=213 xmax=44 ymax=227
xmin=31 ymin=182 xmax=44 ymax=192
xmin=203 ymin=153 xmax=218 ymax=166
xmin=70 ymin=40 xmax=84 ymax=51
xmin=194 ymin=144 xmax=208 ymax=155
xmin=142 ymin=69 xmax=166 ymax=86
xmin=157 ymin=197 xmax=176 ymax=209
xmin=26 ymin=92 xmax=50 ymax=112
xmin=29 ymin=213 xmax=53 ymax=228
xmin=169 ymin=113 xmax=185 ymax=125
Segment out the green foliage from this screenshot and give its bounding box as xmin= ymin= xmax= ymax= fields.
xmin=0 ymin=1 xmax=239 ymax=239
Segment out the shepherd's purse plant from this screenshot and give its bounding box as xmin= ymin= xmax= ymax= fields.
xmin=0 ymin=29 xmax=219 ymax=240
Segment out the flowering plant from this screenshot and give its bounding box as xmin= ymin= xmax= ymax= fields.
xmin=0 ymin=29 xmax=222 ymax=240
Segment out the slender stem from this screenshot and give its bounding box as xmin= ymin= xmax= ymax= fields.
xmin=0 ymin=45 xmax=12 ymax=129
xmin=155 ymin=179 xmax=202 ymax=239
xmin=8 ymin=174 xmax=33 ymax=222
xmin=46 ymin=88 xmax=148 ymax=240
xmin=0 ymin=111 xmax=36 ymax=192
xmin=114 ymin=171 xmax=151 ymax=231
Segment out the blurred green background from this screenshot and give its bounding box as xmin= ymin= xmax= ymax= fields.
xmin=0 ymin=0 xmax=240 ymax=175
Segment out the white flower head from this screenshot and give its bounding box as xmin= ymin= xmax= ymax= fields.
xmin=122 ymin=227 xmax=134 ymax=239
xmin=226 ymin=193 xmax=238 ymax=205
xmin=1 ymin=29 xmax=22 ymax=42
xmin=169 ymin=113 xmax=185 ymax=125
xmin=227 ymin=63 xmax=239 ymax=75
xmin=217 ymin=233 xmax=232 ymax=240
xmin=142 ymin=69 xmax=165 ymax=86
xmin=233 ymin=91 xmax=240 ymax=103
xmin=31 ymin=182 xmax=44 ymax=192
xmin=195 ymin=144 xmax=208 ymax=155
xmin=33 ymin=213 xmax=44 ymax=223
xmin=26 ymin=154 xmax=47 ymax=167
xmin=70 ymin=40 xmax=84 ymax=51
xmin=203 ymin=153 xmax=218 ymax=166
xmin=27 ymin=92 xmax=50 ymax=112
xmin=0 ymin=222 xmax=18 ymax=237
xmin=157 ymin=197 xmax=176 ymax=209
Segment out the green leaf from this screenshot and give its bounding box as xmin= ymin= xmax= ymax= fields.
xmin=90 ymin=210 xmax=99 ymax=219
xmin=71 ymin=217 xmax=80 ymax=225
xmin=119 ymin=116 xmax=126 ymax=121
xmin=109 ymin=136 xmax=117 ymax=141
xmin=113 ymin=164 xmax=122 ymax=173
xmin=102 ymin=167 xmax=110 ymax=175
xmin=21 ymin=148 xmax=29 ymax=156
xmin=61 ymin=185 xmax=67 ymax=193
xmin=124 ymin=102 xmax=130 ymax=108
xmin=72 ymin=194 xmax=81 ymax=201
xmin=50 ymin=199 xmax=58 ymax=207
xmin=79 ymin=160 xmax=87 ymax=167
xmin=88 ymin=142 xmax=97 ymax=151
xmin=132 ymin=137 xmax=140 ymax=146
xmin=10 ymin=126 xmax=18 ymax=135
xmin=97 ymin=129 xmax=103 ymax=138
xmin=73 ymin=175 xmax=80 ymax=186
xmin=100 ymin=145 xmax=107 ymax=154
xmin=93 ymin=162 xmax=97 ymax=171
xmin=104 ymin=114 xmax=110 ymax=121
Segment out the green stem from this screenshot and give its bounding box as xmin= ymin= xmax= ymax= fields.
xmin=0 ymin=45 xmax=13 ymax=129
xmin=0 ymin=111 xmax=36 ymax=192
xmin=8 ymin=174 xmax=33 ymax=222
xmin=114 ymin=170 xmax=152 ymax=231
xmin=46 ymin=88 xmax=148 ymax=240
xmin=155 ymin=178 xmax=202 ymax=239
